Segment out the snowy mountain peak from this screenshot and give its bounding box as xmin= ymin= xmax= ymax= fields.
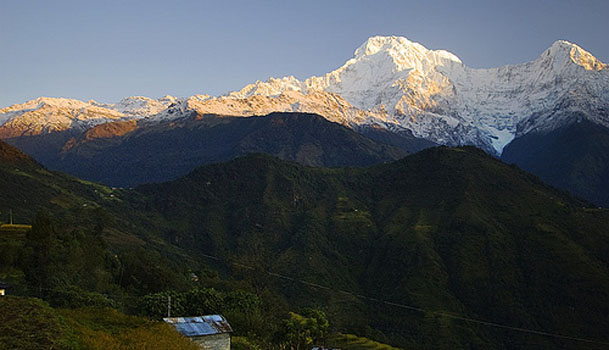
xmin=212 ymin=36 xmax=608 ymax=154
xmin=544 ymin=40 xmax=607 ymax=71
xmin=354 ymin=35 xmax=462 ymax=66
xmin=159 ymin=95 xmax=178 ymax=104
xmin=2 ymin=97 xmax=90 ymax=111
xmin=91 ymin=95 xmax=178 ymax=117
xmin=0 ymin=94 xmax=180 ymax=138
xmin=228 ymin=76 xmax=303 ymax=99
xmin=301 ymin=36 xmax=464 ymax=114
xmin=222 ymin=35 xmax=466 ymax=107
xmin=0 ymin=97 xmax=128 ymax=138
xmin=355 ymin=36 xmax=417 ymax=57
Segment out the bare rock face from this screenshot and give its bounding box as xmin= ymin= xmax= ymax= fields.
xmin=0 ymin=139 xmax=36 ymax=165
xmin=61 ymin=120 xmax=140 ymax=153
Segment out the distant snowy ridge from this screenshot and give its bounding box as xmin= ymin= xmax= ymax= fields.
xmin=0 ymin=96 xmax=176 ymax=138
xmin=94 ymin=95 xmax=178 ymax=117
xmin=157 ymin=91 xmax=387 ymax=126
xmin=1 ymin=36 xmax=608 ymax=154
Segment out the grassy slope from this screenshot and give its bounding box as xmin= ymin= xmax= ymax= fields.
xmin=328 ymin=333 xmax=403 ymax=350
xmin=0 ymin=296 xmax=198 ymax=350
xmin=0 ymin=296 xmax=77 ymax=350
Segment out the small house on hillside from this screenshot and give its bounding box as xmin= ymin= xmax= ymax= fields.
xmin=0 ymin=281 xmax=9 ymax=296
xmin=163 ymin=315 xmax=232 ymax=350
xmin=1 ymin=210 xmax=32 ymax=234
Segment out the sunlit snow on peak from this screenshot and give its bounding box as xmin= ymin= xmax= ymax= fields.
xmin=1 ymin=35 xmax=608 ymax=155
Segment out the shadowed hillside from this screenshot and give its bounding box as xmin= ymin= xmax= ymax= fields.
xmin=2 ymin=139 xmax=609 ymax=349
xmin=7 ymin=112 xmax=410 ymax=187
xmin=135 ymin=147 xmax=609 ymax=349
xmin=502 ymin=120 xmax=609 ymax=207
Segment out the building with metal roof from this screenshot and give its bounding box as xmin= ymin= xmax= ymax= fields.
xmin=163 ymin=315 xmax=232 ymax=350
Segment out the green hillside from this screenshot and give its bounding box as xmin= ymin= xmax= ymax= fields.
xmin=1 ymin=139 xmax=609 ymax=349
xmin=135 ymin=147 xmax=609 ymax=349
xmin=0 ymin=296 xmax=198 ymax=350
xmin=327 ymin=333 xmax=402 ymax=350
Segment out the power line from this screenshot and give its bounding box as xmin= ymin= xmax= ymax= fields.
xmin=168 ymin=295 xmax=172 ymax=318
xmin=199 ymin=252 xmax=609 ymax=347
xmin=29 ymin=285 xmax=142 ymax=301
xmin=17 ymin=251 xmax=609 ymax=347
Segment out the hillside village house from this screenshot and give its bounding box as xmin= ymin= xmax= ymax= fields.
xmin=163 ymin=315 xmax=232 ymax=350
xmin=0 ymin=281 xmax=9 ymax=296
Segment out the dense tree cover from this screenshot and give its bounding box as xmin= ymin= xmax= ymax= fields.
xmin=282 ymin=309 xmax=330 ymax=350
xmin=134 ymin=148 xmax=609 ymax=349
xmin=15 ymin=211 xmax=189 ymax=307
xmin=139 ymin=288 xmax=328 ymax=349
xmin=21 ymin=212 xmax=113 ymax=303
xmin=139 ymin=288 xmax=259 ymax=320
xmin=0 ymin=213 xmax=337 ymax=349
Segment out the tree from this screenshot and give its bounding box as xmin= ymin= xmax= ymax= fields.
xmin=140 ymin=291 xmax=186 ymax=319
xmin=282 ymin=308 xmax=329 ymax=350
xmin=22 ymin=212 xmax=57 ymax=296
xmin=185 ymin=288 xmax=224 ymax=315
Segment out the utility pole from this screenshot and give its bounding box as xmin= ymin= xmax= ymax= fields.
xmin=167 ymin=295 xmax=171 ymax=318
xmin=9 ymin=210 xmax=13 ymax=225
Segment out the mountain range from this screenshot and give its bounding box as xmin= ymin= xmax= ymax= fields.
xmin=49 ymin=112 xmax=411 ymax=187
xmin=1 ymin=36 xmax=608 ymax=204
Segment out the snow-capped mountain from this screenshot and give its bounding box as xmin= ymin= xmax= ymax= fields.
xmin=95 ymin=95 xmax=178 ymax=117
xmin=0 ymin=97 xmax=125 ymax=138
xmin=0 ymin=96 xmax=176 ymax=138
xmin=1 ymin=36 xmax=608 ymax=155
xmin=219 ymin=36 xmax=609 ymax=154
xmin=165 ymin=91 xmax=385 ymax=126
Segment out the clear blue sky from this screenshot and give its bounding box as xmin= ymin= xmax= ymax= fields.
xmin=1 ymin=0 xmax=608 ymax=107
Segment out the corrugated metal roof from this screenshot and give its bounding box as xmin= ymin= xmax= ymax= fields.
xmin=163 ymin=315 xmax=233 ymax=337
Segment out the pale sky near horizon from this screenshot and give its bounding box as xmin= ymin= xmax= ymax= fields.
xmin=1 ymin=0 xmax=608 ymax=107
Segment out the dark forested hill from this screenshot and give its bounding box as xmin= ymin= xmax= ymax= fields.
xmin=7 ymin=112 xmax=410 ymax=187
xmin=0 ymin=139 xmax=109 ymax=221
xmin=2 ymin=140 xmax=609 ymax=349
xmin=502 ymin=120 xmax=609 ymax=207
xmin=135 ymin=146 xmax=609 ymax=349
